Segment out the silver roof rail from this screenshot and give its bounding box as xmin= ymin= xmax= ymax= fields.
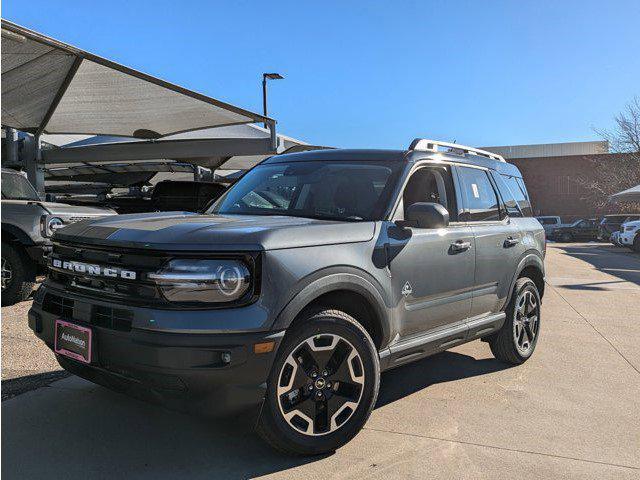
xmin=409 ymin=138 xmax=505 ymax=162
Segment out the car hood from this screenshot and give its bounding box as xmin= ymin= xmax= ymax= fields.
xmin=38 ymin=201 xmax=115 ymax=216
xmin=54 ymin=212 xmax=377 ymax=251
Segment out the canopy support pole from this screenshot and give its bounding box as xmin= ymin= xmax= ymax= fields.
xmin=24 ymin=134 xmax=45 ymax=196
xmin=267 ymin=119 xmax=278 ymax=152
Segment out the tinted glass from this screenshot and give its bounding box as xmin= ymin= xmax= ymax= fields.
xmin=492 ymin=172 xmax=521 ymax=217
xmin=400 ymin=166 xmax=457 ymax=221
xmin=209 ymin=161 xmax=402 ymax=221
xmin=1 ymin=172 xmax=39 ymax=201
xmin=458 ymin=167 xmax=500 ymax=221
xmin=501 ymin=175 xmax=532 ymax=217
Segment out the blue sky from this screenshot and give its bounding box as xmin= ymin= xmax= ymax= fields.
xmin=4 ymin=0 xmax=639 ymax=149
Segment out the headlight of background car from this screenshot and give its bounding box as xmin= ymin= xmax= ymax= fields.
xmin=148 ymin=259 xmax=251 ymax=304
xmin=41 ymin=215 xmax=65 ymax=237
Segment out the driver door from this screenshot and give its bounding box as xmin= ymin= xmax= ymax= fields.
xmin=388 ymin=165 xmax=474 ymax=338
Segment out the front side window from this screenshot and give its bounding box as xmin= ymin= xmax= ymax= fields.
xmin=398 ymin=165 xmax=457 ymax=222
xmin=1 ymin=172 xmax=39 ymax=201
xmin=209 ymin=160 xmax=402 ymax=221
xmin=457 ymin=166 xmax=500 ymax=222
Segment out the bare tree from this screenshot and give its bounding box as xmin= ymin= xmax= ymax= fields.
xmin=577 ymin=97 xmax=640 ymax=211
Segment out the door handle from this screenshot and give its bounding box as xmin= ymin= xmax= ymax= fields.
xmin=450 ymin=240 xmax=471 ymax=253
xmin=503 ymin=236 xmax=520 ymax=248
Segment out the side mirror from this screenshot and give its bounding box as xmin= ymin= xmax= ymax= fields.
xmin=405 ymin=202 xmax=449 ymax=229
xmin=44 ymin=193 xmax=57 ymax=202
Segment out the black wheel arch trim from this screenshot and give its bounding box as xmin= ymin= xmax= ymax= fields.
xmin=271 ymin=266 xmax=393 ymax=349
xmin=1 ymin=223 xmax=37 ymax=247
xmin=504 ymin=251 xmax=545 ymax=309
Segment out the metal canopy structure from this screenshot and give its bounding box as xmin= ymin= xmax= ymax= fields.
xmin=41 ymin=124 xmax=307 ymax=171
xmin=1 ymin=19 xmax=274 ymax=139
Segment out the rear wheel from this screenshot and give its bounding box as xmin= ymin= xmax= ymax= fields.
xmin=1 ymin=242 xmax=35 ymax=306
xmin=488 ymin=277 xmax=541 ymax=365
xmin=257 ymin=309 xmax=379 ymax=455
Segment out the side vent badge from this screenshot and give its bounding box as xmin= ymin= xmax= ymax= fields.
xmin=401 ymin=281 xmax=413 ymax=298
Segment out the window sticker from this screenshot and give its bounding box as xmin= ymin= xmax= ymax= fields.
xmin=471 ymin=183 xmax=480 ymax=198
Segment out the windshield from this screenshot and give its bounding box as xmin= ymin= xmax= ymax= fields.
xmin=208 ymin=160 xmax=402 ymax=221
xmin=1 ymin=172 xmax=39 ymax=201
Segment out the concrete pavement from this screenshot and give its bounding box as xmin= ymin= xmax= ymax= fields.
xmin=2 ymin=243 xmax=639 ymax=479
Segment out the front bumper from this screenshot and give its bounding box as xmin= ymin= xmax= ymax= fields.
xmin=28 ymin=285 xmax=284 ymax=416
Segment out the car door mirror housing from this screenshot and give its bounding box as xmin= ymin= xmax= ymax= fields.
xmin=405 ymin=202 xmax=450 ymax=229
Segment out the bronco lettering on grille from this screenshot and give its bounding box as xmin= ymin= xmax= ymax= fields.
xmin=51 ymin=259 xmax=137 ymax=280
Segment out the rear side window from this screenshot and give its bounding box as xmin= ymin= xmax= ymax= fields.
xmin=501 ymin=174 xmax=532 ymax=217
xmin=457 ymin=166 xmax=500 ymax=221
xmin=491 ymin=172 xmax=522 ymax=217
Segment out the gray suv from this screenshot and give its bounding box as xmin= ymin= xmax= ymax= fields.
xmin=28 ymin=140 xmax=545 ymax=455
xmin=1 ymin=168 xmax=115 ymax=305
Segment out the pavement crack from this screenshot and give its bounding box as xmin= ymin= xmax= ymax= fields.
xmin=547 ymin=283 xmax=640 ymax=375
xmin=362 ymin=426 xmax=640 ymax=471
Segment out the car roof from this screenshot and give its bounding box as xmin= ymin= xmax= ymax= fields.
xmin=262 ymin=148 xmax=523 ymax=176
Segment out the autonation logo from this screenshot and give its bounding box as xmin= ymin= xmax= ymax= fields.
xmin=61 ymin=332 xmax=86 ymax=349
xmin=51 ymin=258 xmax=137 ymax=280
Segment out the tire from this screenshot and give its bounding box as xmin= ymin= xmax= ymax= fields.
xmin=488 ymin=277 xmax=541 ymax=365
xmin=256 ymin=309 xmax=380 ymax=455
xmin=561 ymin=233 xmax=572 ymax=242
xmin=632 ymin=235 xmax=640 ymax=253
xmin=1 ymin=242 xmax=35 ymax=306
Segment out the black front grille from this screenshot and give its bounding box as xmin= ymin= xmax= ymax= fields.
xmin=49 ymin=243 xmax=168 ymax=305
xmin=92 ymin=305 xmax=133 ymax=332
xmin=41 ymin=292 xmax=133 ymax=332
xmin=42 ymin=293 xmax=74 ymax=318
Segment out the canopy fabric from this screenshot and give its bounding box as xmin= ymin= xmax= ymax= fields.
xmin=1 ymin=20 xmax=270 ymax=138
xmin=609 ymin=184 xmax=640 ymax=203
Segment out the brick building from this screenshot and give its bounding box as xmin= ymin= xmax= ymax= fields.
xmin=483 ymin=141 xmax=638 ymax=221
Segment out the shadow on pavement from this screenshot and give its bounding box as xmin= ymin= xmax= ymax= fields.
xmin=377 ymin=351 xmax=509 ymax=408
xmin=555 ymin=244 xmax=640 ymax=288
xmin=2 ymin=350 xmax=506 ymax=479
xmin=1 ymin=370 xmax=70 ymax=401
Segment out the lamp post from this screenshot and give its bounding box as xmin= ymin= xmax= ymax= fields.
xmin=262 ymin=73 xmax=284 ymax=128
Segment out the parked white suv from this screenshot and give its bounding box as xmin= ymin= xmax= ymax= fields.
xmin=619 ymin=220 xmax=640 ymax=252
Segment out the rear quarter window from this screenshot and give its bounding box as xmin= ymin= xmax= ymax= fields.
xmin=501 ymin=174 xmax=532 ymax=217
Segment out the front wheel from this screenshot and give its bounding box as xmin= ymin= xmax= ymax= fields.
xmin=488 ymin=277 xmax=541 ymax=365
xmin=561 ymin=232 xmax=572 ymax=242
xmin=632 ymin=235 xmax=640 ymax=253
xmin=256 ymin=309 xmax=380 ymax=455
xmin=1 ymin=242 xmax=35 ymax=306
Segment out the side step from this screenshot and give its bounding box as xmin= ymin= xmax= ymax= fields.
xmin=380 ymin=312 xmax=505 ymax=371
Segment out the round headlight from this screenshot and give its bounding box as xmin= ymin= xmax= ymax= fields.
xmin=149 ymin=259 xmax=251 ymax=304
xmin=43 ymin=216 xmax=64 ymax=237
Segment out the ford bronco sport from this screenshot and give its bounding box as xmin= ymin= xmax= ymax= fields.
xmin=28 ymin=139 xmax=545 ymax=455
xmin=1 ymin=168 xmax=115 ymax=306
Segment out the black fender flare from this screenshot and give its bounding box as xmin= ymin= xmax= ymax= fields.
xmin=504 ymin=251 xmax=545 ymax=308
xmin=1 ymin=223 xmax=36 ymax=247
xmin=272 ymin=266 xmax=393 ymax=348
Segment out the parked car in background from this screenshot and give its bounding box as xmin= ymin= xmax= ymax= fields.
xmin=611 ymin=230 xmax=622 ymax=246
xmin=535 ymin=216 xmax=563 ymax=236
xmin=599 ymin=214 xmax=640 ymax=241
xmin=548 ymin=218 xmax=599 ymax=242
xmin=619 ymin=219 xmax=640 ymax=252
xmin=1 ymin=168 xmax=116 ymax=306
